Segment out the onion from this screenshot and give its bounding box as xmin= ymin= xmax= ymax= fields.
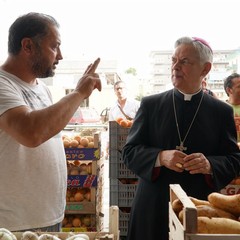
xmin=0 ymin=229 xmax=17 ymax=240
xmin=21 ymin=231 xmax=38 ymax=240
xmin=66 ymin=234 xmax=89 ymax=240
xmin=38 ymin=234 xmax=61 ymax=240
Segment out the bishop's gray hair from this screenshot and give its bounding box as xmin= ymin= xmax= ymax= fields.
xmin=174 ymin=36 xmax=213 ymax=64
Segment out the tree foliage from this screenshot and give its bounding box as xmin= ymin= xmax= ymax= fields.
xmin=125 ymin=67 xmax=137 ymax=76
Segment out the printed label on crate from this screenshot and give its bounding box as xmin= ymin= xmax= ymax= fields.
xmin=61 ymin=227 xmax=96 ymax=232
xmin=220 ymin=184 xmax=240 ymax=195
xmin=67 ymin=175 xmax=97 ymax=187
xmin=65 ymin=202 xmax=96 ymax=214
xmin=65 ymin=148 xmax=100 ymax=160
xmin=65 ymin=204 xmax=84 ymax=211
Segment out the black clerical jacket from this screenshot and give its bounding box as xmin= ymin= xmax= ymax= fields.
xmin=122 ymin=88 xmax=240 ymax=240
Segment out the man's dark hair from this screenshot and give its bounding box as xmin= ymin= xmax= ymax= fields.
xmin=224 ymin=73 xmax=240 ymax=96
xmin=114 ymin=80 xmax=126 ymax=88
xmin=8 ymin=12 xmax=59 ymax=55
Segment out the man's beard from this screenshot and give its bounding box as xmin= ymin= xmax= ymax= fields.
xmin=30 ymin=52 xmax=55 ymax=78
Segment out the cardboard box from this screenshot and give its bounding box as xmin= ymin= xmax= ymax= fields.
xmin=220 ymin=184 xmax=240 ymax=195
xmin=65 ymin=148 xmax=100 ymax=161
xmin=169 ymin=184 xmax=240 ymax=240
xmin=67 ymin=175 xmax=98 ymax=188
xmin=64 ymin=132 xmax=101 ymax=160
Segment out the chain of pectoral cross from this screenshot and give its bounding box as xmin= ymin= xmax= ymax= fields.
xmin=173 ymin=90 xmax=204 ymax=152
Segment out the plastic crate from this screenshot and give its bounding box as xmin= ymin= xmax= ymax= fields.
xmin=109 ymin=121 xmax=136 ymax=178
xmin=119 ymin=208 xmax=130 ymax=237
xmin=109 ymin=121 xmax=130 ymax=152
xmin=110 ymin=179 xmax=137 ymax=207
xmin=109 ymin=150 xmax=136 ymax=179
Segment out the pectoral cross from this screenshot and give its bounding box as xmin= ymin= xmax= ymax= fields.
xmin=176 ymin=142 xmax=187 ymax=152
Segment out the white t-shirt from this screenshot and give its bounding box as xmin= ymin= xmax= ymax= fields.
xmin=108 ymin=98 xmax=140 ymax=121
xmin=0 ymin=70 xmax=67 ymax=231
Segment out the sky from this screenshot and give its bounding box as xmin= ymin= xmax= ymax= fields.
xmin=0 ymin=0 xmax=239 ymax=76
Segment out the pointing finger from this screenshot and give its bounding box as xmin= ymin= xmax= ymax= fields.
xmin=86 ymin=58 xmax=100 ymax=74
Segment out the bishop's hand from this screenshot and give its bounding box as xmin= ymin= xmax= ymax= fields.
xmin=183 ymin=153 xmax=212 ymax=175
xmin=159 ymin=149 xmax=187 ymax=172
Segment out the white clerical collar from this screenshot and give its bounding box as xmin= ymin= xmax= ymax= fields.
xmin=179 ymin=89 xmax=202 ymax=101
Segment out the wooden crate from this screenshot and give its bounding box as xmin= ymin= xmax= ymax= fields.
xmin=169 ymin=184 xmax=240 ymax=240
xmin=13 ymin=206 xmax=119 ymax=240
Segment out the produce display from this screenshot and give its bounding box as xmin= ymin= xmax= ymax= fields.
xmin=63 ymin=135 xmax=95 ymax=149
xmin=197 ymin=217 xmax=240 ymax=234
xmin=62 ymin=214 xmax=94 ymax=229
xmin=115 ymin=117 xmax=133 ymax=128
xmin=67 ymin=161 xmax=93 ymax=176
xmin=208 ymin=192 xmax=240 ymax=216
xmin=0 ymin=206 xmax=120 ymax=240
xmin=66 ymin=187 xmax=91 ymax=203
xmin=0 ymin=229 xmax=90 ymax=240
xmin=171 ymin=191 xmax=240 ymax=234
xmin=61 ymin=129 xmax=103 ymax=232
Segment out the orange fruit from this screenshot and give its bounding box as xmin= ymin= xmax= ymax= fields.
xmin=87 ymin=162 xmax=92 ymax=174
xmin=127 ymin=120 xmax=133 ymax=127
xmin=73 ymin=135 xmax=81 ymax=143
xmin=80 ymin=163 xmax=88 ymax=172
xmin=62 ymin=135 xmax=68 ymax=140
xmin=80 ymin=137 xmax=89 ymax=147
xmin=72 ymin=217 xmax=81 ymax=227
xmin=77 ymin=144 xmax=84 ymax=148
xmin=86 ymin=135 xmax=94 ymax=142
xmin=235 ymin=178 xmax=240 ymax=185
xmin=74 ymin=192 xmax=84 ymax=202
xmin=70 ymin=139 xmax=79 ymax=148
xmin=63 ymin=139 xmax=71 ymax=148
xmin=74 ymin=160 xmax=81 ymax=166
xmin=62 ymin=217 xmax=68 ymax=227
xmin=116 ymin=117 xmax=124 ymax=124
xmin=87 ymin=141 xmax=94 ymax=148
xmin=119 ymin=119 xmax=128 ymax=127
xmin=84 ymin=192 xmax=91 ymax=201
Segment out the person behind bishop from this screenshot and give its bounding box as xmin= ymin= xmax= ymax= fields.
xmin=122 ymin=36 xmax=240 ymax=240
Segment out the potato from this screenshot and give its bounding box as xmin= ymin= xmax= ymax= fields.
xmin=208 ymin=192 xmax=240 ymax=216
xmin=198 ymin=216 xmax=240 ymax=234
xmin=178 ymin=202 xmax=237 ymax=224
xmin=178 ymin=209 xmax=184 ymax=223
xmin=171 ymin=198 xmax=183 ymax=215
xmin=189 ymin=196 xmax=211 ymax=206
xmin=196 ymin=204 xmax=237 ymax=220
